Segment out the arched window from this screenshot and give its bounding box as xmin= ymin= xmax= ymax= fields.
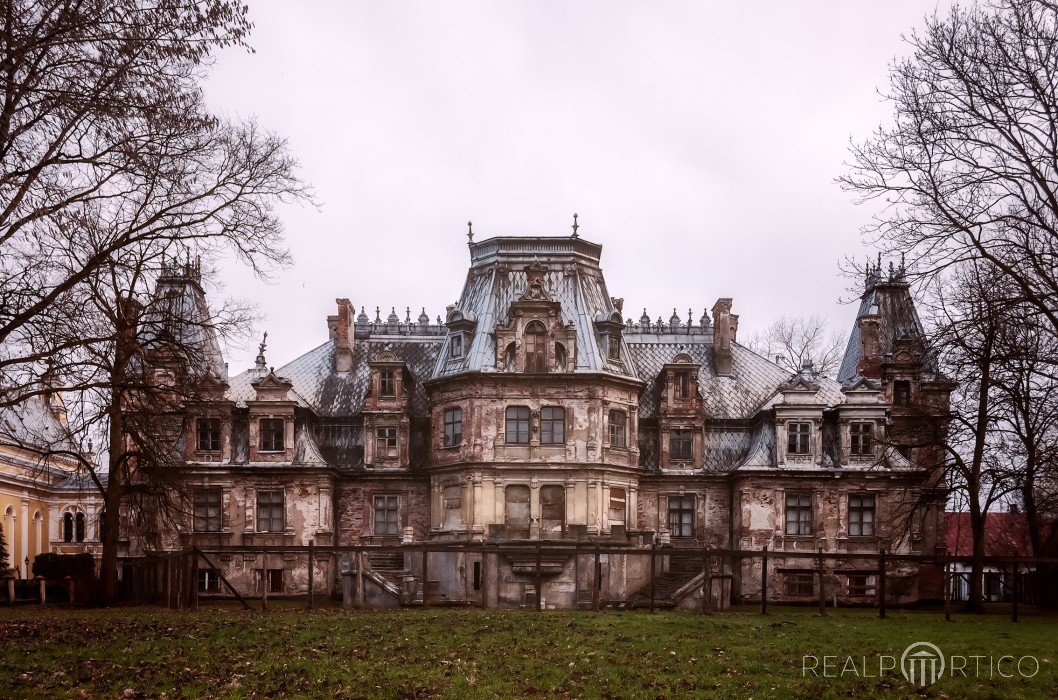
xmin=62 ymin=512 xmax=74 ymax=542
xmin=524 ymin=321 xmax=546 ymax=373
xmin=555 ymin=343 xmax=567 ymax=370
xmin=504 ymin=343 xmax=516 ymax=373
xmin=75 ymin=512 xmax=86 ymax=542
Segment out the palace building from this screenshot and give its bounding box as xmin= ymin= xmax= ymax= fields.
xmin=135 ymin=233 xmax=952 ymax=607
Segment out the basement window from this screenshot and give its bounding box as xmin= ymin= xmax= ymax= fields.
xmin=256 ymin=569 xmax=284 ymax=594
xmin=198 ymin=568 xmax=221 ymax=593
xmin=785 ymin=572 xmax=814 ymax=597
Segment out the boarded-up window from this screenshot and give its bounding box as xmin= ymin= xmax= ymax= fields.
xmin=608 ymin=487 xmax=626 ymax=525
xmin=540 ymin=485 xmax=565 ymax=535
xmin=443 ymin=485 xmax=463 ymax=530
xmin=504 ymin=485 xmax=530 ymax=538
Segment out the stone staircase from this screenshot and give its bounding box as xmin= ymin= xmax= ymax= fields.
xmin=365 ymin=552 xmax=449 ymax=604
xmin=626 ymin=552 xmax=702 ymax=609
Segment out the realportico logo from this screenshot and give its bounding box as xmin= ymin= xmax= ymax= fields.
xmin=802 ymin=641 xmax=1039 ymax=687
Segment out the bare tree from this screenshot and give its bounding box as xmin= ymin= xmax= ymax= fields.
xmin=841 ymin=0 xmax=1058 ymax=335
xmin=746 ymin=314 xmax=845 ymax=378
xmin=0 ymin=0 xmax=308 ymax=407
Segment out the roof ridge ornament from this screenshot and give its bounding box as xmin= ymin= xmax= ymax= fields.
xmin=571 ymin=212 xmax=579 ymax=239
xmin=467 ymin=220 xmax=473 ymax=243
xmin=254 ymin=332 xmax=268 ymax=371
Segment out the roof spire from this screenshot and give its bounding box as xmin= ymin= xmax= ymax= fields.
xmin=255 ymin=332 xmax=268 ymax=370
xmin=571 ymin=212 xmax=579 ymax=239
xmin=467 ymin=220 xmax=473 ymax=243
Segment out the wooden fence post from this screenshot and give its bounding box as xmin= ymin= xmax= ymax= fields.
xmin=761 ymin=545 xmax=768 ymax=615
xmin=649 ymin=541 xmax=656 ymax=614
xmin=878 ymin=549 xmax=887 ymax=619
xmin=421 ymin=546 xmax=428 ymax=607
xmin=307 ymin=540 xmax=315 ymax=611
xmin=535 ymin=542 xmax=543 ymax=611
xmin=190 ymin=549 xmax=199 ymax=611
xmin=592 ymin=545 xmax=600 ymax=611
xmin=703 ymin=547 xmax=712 ymax=615
xmin=943 ymin=560 xmax=951 ymax=622
xmin=1011 ymin=562 xmax=1019 ymax=623
xmin=816 ymin=547 xmax=826 ymax=617
xmin=356 ymin=550 xmax=365 ymax=608
xmin=261 ymin=550 xmax=269 ymax=612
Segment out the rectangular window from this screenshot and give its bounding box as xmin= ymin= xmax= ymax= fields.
xmin=196 ymin=418 xmax=221 ymax=452
xmin=787 ymin=422 xmax=811 ymax=455
xmin=785 ymin=492 xmax=813 ymax=536
xmin=540 ymin=406 xmax=565 ymax=444
xmin=505 ymin=406 xmax=530 ymax=444
xmin=850 ymin=422 xmax=873 ymax=456
xmin=443 ymin=407 xmax=462 ymax=448
xmin=375 ymin=427 xmax=398 ymax=458
xmin=608 ymin=410 xmax=627 ymax=448
xmin=540 ymin=484 xmax=565 ymax=534
xmin=443 ymin=485 xmax=462 ymax=529
xmin=669 ymin=430 xmax=693 ymax=461
xmin=256 ymin=490 xmax=285 ymax=533
xmin=674 ymin=372 xmax=692 ymax=399
xmin=847 ymin=574 xmax=877 ymax=596
xmin=449 ymin=334 xmax=464 ymax=359
xmin=259 ymin=418 xmax=284 ymax=452
xmin=849 ymin=494 xmax=876 ymax=537
xmin=256 ymin=569 xmax=283 ymax=594
xmin=197 ymin=568 xmax=221 ymax=592
xmin=608 ymin=335 xmax=621 ymax=360
xmin=373 ymin=495 xmax=399 ymax=535
xmin=608 ymin=487 xmax=626 ymax=525
xmin=785 ymin=572 xmax=814 ymax=596
xmin=667 ymin=495 xmax=694 ymax=537
xmin=893 ymin=380 xmax=910 ymax=406
xmin=193 ymin=488 xmax=222 ymax=533
xmin=380 ymin=370 xmax=397 ymax=397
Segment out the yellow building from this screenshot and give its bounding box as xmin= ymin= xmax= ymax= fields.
xmin=0 ymin=395 xmax=103 ymax=578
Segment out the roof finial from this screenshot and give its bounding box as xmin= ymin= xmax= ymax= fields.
xmin=255 ymin=332 xmax=268 ymax=370
xmin=571 ymin=213 xmax=579 ymax=238
xmin=467 ymin=220 xmax=473 ymax=243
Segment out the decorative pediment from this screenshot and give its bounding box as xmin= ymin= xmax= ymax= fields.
xmin=779 ymin=374 xmax=821 ymax=393
xmin=841 ymin=375 xmax=881 ymax=393
xmin=520 ymin=261 xmax=552 ymax=302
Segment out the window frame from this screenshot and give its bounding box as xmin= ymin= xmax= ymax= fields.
xmin=674 ymin=372 xmax=692 ymax=399
xmin=784 ymin=492 xmax=813 ymax=537
xmin=505 ymin=406 xmax=531 ymax=444
xmin=849 ymin=421 xmax=874 ymax=456
xmin=524 ymin=321 xmax=547 ymax=373
xmin=259 ymin=418 xmax=285 ymax=452
xmin=608 ymin=487 xmax=627 ymax=525
xmin=256 ymin=489 xmax=285 ymax=533
xmin=198 ymin=568 xmax=221 ymax=593
xmin=785 ymin=572 xmax=814 ymax=596
xmin=443 ymin=407 xmax=462 ymax=448
xmin=449 ymin=334 xmax=464 ymax=359
xmin=372 ymin=494 xmax=400 ymax=536
xmin=848 ymin=493 xmax=876 ymax=538
xmin=196 ymin=417 xmax=221 ymax=452
xmin=893 ymin=380 xmax=911 ymax=406
xmin=608 ymin=409 xmax=627 ymax=448
xmin=375 ymin=426 xmax=398 ymax=458
xmin=667 ymin=494 xmax=694 ymax=537
xmin=787 ymin=422 xmax=811 ymax=455
xmin=846 ymin=573 xmax=877 ymax=596
xmin=607 ymin=335 xmax=621 ymax=361
xmin=193 ymin=487 xmax=223 ymax=533
xmin=539 ymin=406 xmax=565 ymax=445
xmin=380 ymin=369 xmax=397 ymax=397
xmin=669 ymin=429 xmax=694 ymax=461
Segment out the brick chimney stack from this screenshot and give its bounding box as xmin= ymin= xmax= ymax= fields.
xmin=711 ymin=298 xmax=737 ymax=376
xmin=855 ymin=314 xmax=881 ymax=379
xmin=335 ymin=298 xmax=355 ymax=373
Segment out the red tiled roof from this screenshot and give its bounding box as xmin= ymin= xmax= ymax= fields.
xmin=942 ymin=511 xmax=1051 ymax=557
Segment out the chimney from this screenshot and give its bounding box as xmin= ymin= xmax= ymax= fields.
xmin=711 ymin=298 xmax=735 ymax=376
xmin=335 ymin=298 xmax=354 ymax=373
xmin=856 ymin=314 xmax=881 ymax=379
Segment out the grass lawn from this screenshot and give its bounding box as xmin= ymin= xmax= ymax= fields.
xmin=0 ymin=603 xmax=1055 ymax=698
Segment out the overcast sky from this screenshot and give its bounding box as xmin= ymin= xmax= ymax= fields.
xmin=203 ymin=0 xmax=944 ymax=373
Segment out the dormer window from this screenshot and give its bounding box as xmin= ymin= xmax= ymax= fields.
xmin=669 ymin=430 xmax=693 ymax=461
xmin=449 ymin=334 xmax=464 ymax=359
xmin=196 ymin=418 xmax=221 ymax=452
xmin=380 ymin=370 xmax=396 ymax=397
xmin=524 ymin=321 xmax=546 ymax=372
xmin=607 ymin=336 xmax=621 ymax=360
xmin=893 ymin=380 xmax=911 ymax=406
xmin=375 ymin=427 xmax=398 ymax=457
xmin=788 ymin=422 xmax=811 ymax=455
xmin=259 ymin=418 xmax=284 ymax=452
xmin=674 ymin=372 xmax=692 ymax=399
xmin=850 ymin=422 xmax=873 ymax=456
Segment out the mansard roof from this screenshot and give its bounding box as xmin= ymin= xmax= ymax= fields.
xmin=433 ymin=236 xmax=637 ymax=379
xmin=838 ymin=271 xmax=935 ymax=385
xmin=227 ymin=337 xmax=443 ymax=418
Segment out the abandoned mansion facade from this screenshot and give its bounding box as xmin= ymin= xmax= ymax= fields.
xmin=136 ymin=234 xmax=953 ymax=607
